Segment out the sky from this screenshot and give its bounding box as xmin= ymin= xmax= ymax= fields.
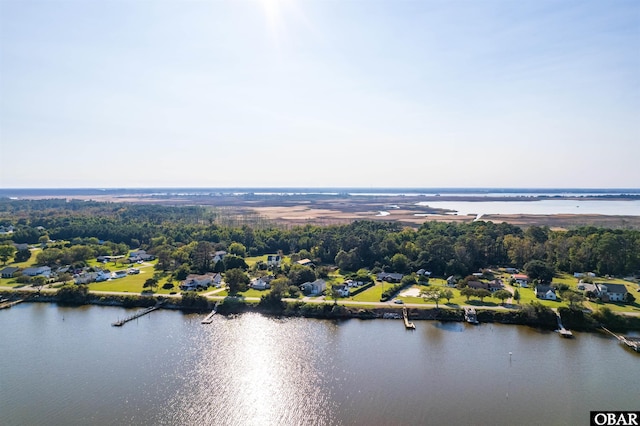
xmin=0 ymin=0 xmax=638 ymax=189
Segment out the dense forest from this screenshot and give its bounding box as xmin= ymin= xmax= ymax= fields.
xmin=1 ymin=199 xmax=639 ymax=278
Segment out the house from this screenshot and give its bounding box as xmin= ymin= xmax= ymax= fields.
xmin=377 ymin=272 xmax=404 ymax=283
xmin=504 ymin=267 xmax=518 ymax=273
xmin=128 ymin=250 xmax=155 ymax=262
xmin=488 ymin=280 xmax=504 ymax=292
xmin=22 ymin=266 xmax=51 ymax=278
xmin=250 ymin=276 xmax=272 ymax=290
xmin=577 ymin=282 xmax=598 ymax=295
xmin=0 ymin=266 xmax=19 ymax=278
xmin=75 ymin=272 xmax=98 ymax=284
xmin=212 ymin=272 xmax=223 ymax=287
xmin=111 ymin=270 xmax=127 ymax=279
xmin=596 ymin=283 xmax=628 ymax=302
xmin=13 ymin=243 xmax=29 ymax=251
xmin=446 ymin=276 xmax=456 ymax=287
xmin=296 ymin=258 xmax=314 ymax=267
xmin=535 ymin=285 xmax=557 ymax=300
xmin=512 ymin=274 xmax=530 ymax=287
xmin=300 ymin=279 xmax=327 ymax=296
xmin=0 ymin=225 xmax=14 ymax=234
xmin=468 ymin=281 xmax=489 ymax=290
xmin=180 ymin=273 xmax=216 ymax=291
xmin=212 ymin=251 xmax=227 ymax=263
xmin=332 ymin=284 xmax=350 ymax=297
xmin=345 ymin=279 xmax=365 ymax=288
xmin=267 ymin=255 xmax=282 ymax=267
xmin=416 ymin=269 xmax=432 ymax=277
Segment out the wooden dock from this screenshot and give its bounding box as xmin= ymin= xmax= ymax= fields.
xmin=0 ymin=298 xmax=24 ymax=310
xmin=602 ymin=327 xmax=640 ymax=352
xmin=201 ymin=302 xmax=220 ymax=324
xmin=556 ymin=312 xmax=573 ymax=338
xmin=402 ymin=307 xmax=415 ymax=329
xmin=112 ymin=305 xmax=159 ymax=327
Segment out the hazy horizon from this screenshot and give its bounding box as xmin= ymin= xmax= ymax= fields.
xmin=1 ymin=1 xmax=638 ymax=188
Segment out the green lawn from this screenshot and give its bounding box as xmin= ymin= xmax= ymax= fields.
xmin=351 ymin=282 xmax=385 ymax=302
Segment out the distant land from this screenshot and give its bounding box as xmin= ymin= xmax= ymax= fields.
xmin=2 ymin=187 xmax=640 ymax=229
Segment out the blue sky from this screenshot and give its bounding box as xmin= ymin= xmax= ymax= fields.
xmin=1 ymin=0 xmax=638 ymax=188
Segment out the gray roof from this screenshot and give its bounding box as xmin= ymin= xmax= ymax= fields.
xmin=1 ymin=266 xmax=19 ymax=274
xmin=535 ymin=285 xmax=554 ymax=293
xmin=600 ymin=283 xmax=628 ymax=294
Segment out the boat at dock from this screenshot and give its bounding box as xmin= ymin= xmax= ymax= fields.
xmin=464 ymin=307 xmax=479 ymax=324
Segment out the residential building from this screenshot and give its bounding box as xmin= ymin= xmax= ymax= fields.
xmin=300 ymin=279 xmax=327 ymax=296
xmin=534 ymin=285 xmax=557 ymax=300
xmin=0 ymin=266 xmax=19 ymax=278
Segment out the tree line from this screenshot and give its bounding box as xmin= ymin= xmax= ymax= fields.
xmin=1 ymin=199 xmax=640 ymax=278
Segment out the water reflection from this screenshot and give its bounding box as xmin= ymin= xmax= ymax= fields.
xmin=158 ymin=314 xmax=338 ymax=426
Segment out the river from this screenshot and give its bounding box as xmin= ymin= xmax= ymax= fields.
xmin=0 ymin=304 xmax=637 ymax=426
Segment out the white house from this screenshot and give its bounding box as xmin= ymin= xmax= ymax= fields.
xmin=300 ymin=279 xmax=326 ymax=296
xmin=332 ymin=284 xmax=349 ymax=297
xmin=251 ymin=277 xmax=271 ymax=290
xmin=512 ymin=274 xmax=530 ymax=287
xmin=267 ymin=255 xmax=282 ymax=267
xmin=180 ymin=273 xmax=216 ymax=291
xmin=534 ymin=285 xmax=557 ymax=300
xmin=595 ymin=283 xmax=628 ymax=302
xmin=112 ymin=270 xmax=127 ymax=279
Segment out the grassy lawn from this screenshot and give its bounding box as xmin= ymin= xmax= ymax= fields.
xmin=5 ymin=248 xmax=41 ymax=269
xmin=351 ymin=283 xmax=385 ymax=302
xmin=215 ymin=288 xmax=269 ymax=298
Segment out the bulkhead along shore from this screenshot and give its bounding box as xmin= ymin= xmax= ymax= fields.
xmin=1 ymin=188 xmax=639 ymax=337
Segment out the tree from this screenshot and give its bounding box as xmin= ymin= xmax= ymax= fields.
xmin=493 ymin=289 xmax=511 ymax=305
xmin=513 ymin=288 xmax=521 ymax=305
xmin=228 ymin=242 xmax=247 ymax=258
xmin=223 ymin=254 xmax=248 ymax=271
xmin=390 ymin=253 xmax=410 ymax=273
xmin=422 ymin=290 xmax=442 ymax=308
xmin=0 ymin=244 xmax=16 ymax=265
xmin=442 ymin=289 xmax=454 ymax=303
xmin=476 ymin=289 xmax=491 ymax=302
xmin=143 ymin=278 xmax=158 ymax=292
xmin=524 ymin=260 xmax=555 ymax=283
xmin=288 ymin=264 xmax=316 ymax=285
xmin=14 ymin=249 xmax=31 ymax=263
xmin=31 ymin=275 xmax=47 ymax=295
xmin=460 ymin=287 xmax=475 ymax=302
xmin=225 ymin=268 xmax=249 ymax=294
xmin=624 ymin=291 xmax=636 ymax=304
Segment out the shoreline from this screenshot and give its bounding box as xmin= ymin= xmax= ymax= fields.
xmin=4 ymin=291 xmax=639 ymax=333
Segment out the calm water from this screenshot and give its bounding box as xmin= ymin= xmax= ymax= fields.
xmin=416 ymin=199 xmax=640 ymax=216
xmin=1 ymin=304 xmax=638 ymax=426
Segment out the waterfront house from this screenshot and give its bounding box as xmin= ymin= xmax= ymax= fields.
xmin=468 ymin=281 xmax=489 ymax=290
xmin=250 ymin=276 xmax=272 ymax=290
xmin=512 ymin=274 xmax=530 ymax=287
xmin=595 ymin=283 xmax=628 ymax=302
xmin=112 ymin=270 xmax=127 ymax=279
xmin=377 ymin=272 xmax=404 ymax=283
xmin=300 ymin=279 xmax=327 ymax=296
xmin=0 ymin=266 xmax=19 ymax=278
xmin=180 ymin=273 xmax=216 ymax=291
xmin=22 ymin=266 xmax=51 ymax=278
xmin=267 ymin=255 xmax=282 ymax=267
xmin=75 ymin=272 xmax=98 ymax=284
xmin=534 ymin=285 xmax=557 ymax=300
xmin=332 ymin=284 xmax=350 ymax=297
xmin=488 ymin=280 xmax=504 ymax=292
